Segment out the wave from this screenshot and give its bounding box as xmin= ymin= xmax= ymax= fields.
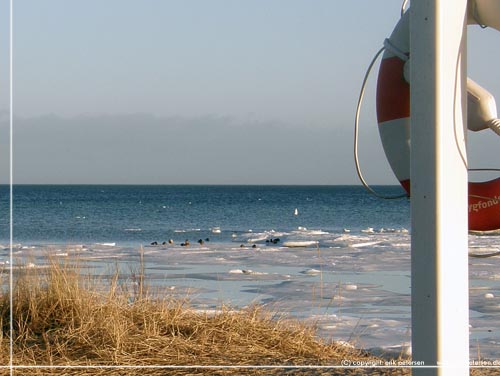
xmin=239 ymin=230 xmax=289 ymax=243
xmin=282 ymin=241 xmax=318 ymax=248
xmin=228 ymin=269 xmax=268 ymax=276
xmin=293 ymin=227 xmax=329 ymax=235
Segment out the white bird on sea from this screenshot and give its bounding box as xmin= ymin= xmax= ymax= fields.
xmin=294 ymin=208 xmax=298 ymax=216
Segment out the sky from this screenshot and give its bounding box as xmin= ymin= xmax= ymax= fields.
xmin=1 ymin=0 xmax=500 ymax=184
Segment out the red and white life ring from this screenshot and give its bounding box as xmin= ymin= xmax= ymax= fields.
xmin=376 ymin=11 xmax=500 ymax=231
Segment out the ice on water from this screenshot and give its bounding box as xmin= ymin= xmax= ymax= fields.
xmin=3 ymin=228 xmax=500 ymax=360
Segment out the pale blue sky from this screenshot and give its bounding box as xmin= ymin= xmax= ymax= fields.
xmin=3 ymin=0 xmax=500 ymax=184
xmin=13 ymin=0 xmax=403 ymax=123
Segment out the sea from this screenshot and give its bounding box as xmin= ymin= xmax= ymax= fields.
xmin=1 ymin=185 xmax=499 ymax=361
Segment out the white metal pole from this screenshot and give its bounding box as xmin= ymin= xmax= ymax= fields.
xmin=410 ymin=0 xmax=469 ymax=375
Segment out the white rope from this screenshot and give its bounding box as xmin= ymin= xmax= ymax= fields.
xmin=401 ymin=0 xmax=409 ymax=17
xmin=469 ymin=168 xmax=500 ymax=172
xmin=355 ymin=6 xmax=494 ymax=202
xmin=383 ymin=38 xmax=409 ymax=62
xmin=354 ymin=46 xmax=407 ymax=200
xmin=452 ymin=47 xmax=469 ymax=170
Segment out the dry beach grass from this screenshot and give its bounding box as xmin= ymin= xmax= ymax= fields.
xmin=0 ymin=257 xmax=496 ymax=376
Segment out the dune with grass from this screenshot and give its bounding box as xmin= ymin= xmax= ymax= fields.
xmin=0 ymin=258 xmax=495 ymax=375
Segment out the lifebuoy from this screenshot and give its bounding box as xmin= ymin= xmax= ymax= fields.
xmin=376 ymin=10 xmax=500 ymax=231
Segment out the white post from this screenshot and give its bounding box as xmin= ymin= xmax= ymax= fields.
xmin=410 ymin=0 xmax=469 ymax=375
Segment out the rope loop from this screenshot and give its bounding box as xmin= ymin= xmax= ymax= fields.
xmin=383 ymin=39 xmax=409 ymax=62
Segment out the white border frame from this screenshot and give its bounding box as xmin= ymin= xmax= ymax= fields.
xmin=5 ymin=1 xmax=498 ymax=373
